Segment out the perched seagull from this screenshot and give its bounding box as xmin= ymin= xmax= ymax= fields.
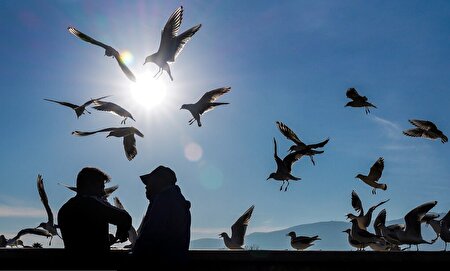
xmin=345 ymin=87 xmax=377 ymax=114
xmin=346 ymin=190 xmax=389 ymax=230
xmin=58 ymin=182 xmax=119 ymax=200
xmin=373 ymin=209 xmax=404 ymax=249
xmin=113 ymin=197 xmax=138 ymax=248
xmin=349 ymin=218 xmax=384 ymax=248
xmin=267 ymin=138 xmax=303 ymax=191
xmin=394 ymin=201 xmax=439 ymax=251
xmin=219 ymin=205 xmax=255 ymax=249
xmin=68 ymin=26 xmax=136 ymax=82
xmin=276 ymin=121 xmax=329 ymax=165
xmin=72 ymin=127 xmax=144 ymax=161
xmin=439 ymin=210 xmax=450 ymax=251
xmin=355 ymin=157 xmax=387 ymax=194
xmin=342 ymin=229 xmax=367 ymax=251
xmin=44 ymin=95 xmax=110 ymax=118
xmin=180 ymin=87 xmax=230 ymax=127
xmin=403 ymin=119 xmax=448 ymax=143
xmin=0 ymin=228 xmax=51 ymax=248
xmin=92 ymin=100 xmax=135 ymax=125
xmin=286 ymin=231 xmax=320 ymax=251
xmin=144 ymin=6 xmax=201 ymax=81
xmin=36 ymin=174 xmax=61 ymax=245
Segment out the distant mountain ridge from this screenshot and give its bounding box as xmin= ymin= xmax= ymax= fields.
xmin=190 ymin=214 xmax=446 ymax=251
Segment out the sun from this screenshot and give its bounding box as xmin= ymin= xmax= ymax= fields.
xmin=130 ymin=74 xmax=167 ymax=109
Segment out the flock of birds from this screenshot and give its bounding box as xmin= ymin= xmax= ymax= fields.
xmin=2 ymin=6 xmax=449 ymax=252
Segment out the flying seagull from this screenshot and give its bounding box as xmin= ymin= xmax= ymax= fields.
xmin=219 ymin=205 xmax=255 ymax=249
xmin=0 ymin=228 xmax=52 ymax=248
xmin=144 ymin=6 xmax=202 ymax=81
xmin=286 ymin=231 xmax=321 ymax=251
xmin=355 ymin=157 xmax=387 ymax=194
xmin=58 ymin=182 xmax=119 ymax=200
xmin=345 ymin=87 xmax=377 ymax=114
xmin=181 ymin=87 xmax=230 ymax=127
xmin=346 ymin=190 xmax=390 ymax=230
xmin=44 ymin=95 xmax=110 ymax=118
xmin=72 ymin=127 xmax=144 ymax=161
xmin=276 ymin=121 xmax=329 ymax=165
xmin=68 ymin=26 xmax=136 ymax=82
xmin=403 ymin=119 xmax=448 ymax=143
xmin=267 ymin=138 xmax=303 ymax=191
xmin=92 ymin=100 xmax=135 ymax=124
xmin=36 ymin=174 xmax=61 ymax=246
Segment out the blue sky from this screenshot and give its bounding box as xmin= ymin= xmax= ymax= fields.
xmin=0 ymin=0 xmax=449 ymax=248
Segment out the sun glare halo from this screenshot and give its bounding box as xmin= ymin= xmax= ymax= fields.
xmin=130 ymin=75 xmax=167 ymax=109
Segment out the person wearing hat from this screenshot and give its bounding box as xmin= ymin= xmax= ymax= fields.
xmin=132 ymin=165 xmax=191 ymax=264
xmin=57 ymin=167 xmax=132 ymax=252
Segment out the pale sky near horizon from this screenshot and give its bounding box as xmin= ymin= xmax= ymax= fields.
xmin=0 ymin=0 xmax=449 ymax=248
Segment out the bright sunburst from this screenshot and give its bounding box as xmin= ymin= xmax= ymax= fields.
xmin=130 ymin=74 xmax=167 ymax=109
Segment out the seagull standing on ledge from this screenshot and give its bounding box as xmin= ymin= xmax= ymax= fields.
xmin=403 ymin=119 xmax=448 ymax=143
xmin=355 ymin=157 xmax=387 ymax=194
xmin=72 ymin=127 xmax=144 ymax=161
xmin=219 ymin=205 xmax=255 ymax=249
xmin=144 ymin=6 xmax=202 ymax=81
xmin=181 ymin=87 xmax=230 ymax=127
xmin=286 ymin=231 xmax=321 ymax=251
xmin=345 ymin=87 xmax=377 ymax=114
xmin=68 ymin=26 xmax=136 ymax=82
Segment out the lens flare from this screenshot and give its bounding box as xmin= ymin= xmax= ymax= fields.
xmin=120 ymin=50 xmax=134 ymax=66
xmin=199 ymin=164 xmax=224 ymax=190
xmin=184 ymin=142 xmax=203 ymax=162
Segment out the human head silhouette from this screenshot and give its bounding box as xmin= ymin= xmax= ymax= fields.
xmin=76 ymin=167 xmax=110 ymax=197
xmin=140 ymin=165 xmax=176 ymax=199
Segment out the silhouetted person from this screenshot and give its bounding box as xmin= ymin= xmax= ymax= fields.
xmin=57 ymin=167 xmax=132 ymax=252
xmin=132 ymin=165 xmax=191 ymax=264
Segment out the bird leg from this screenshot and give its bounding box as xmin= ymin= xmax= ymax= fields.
xmin=48 ymin=236 xmax=53 ymax=246
xmin=188 ymin=118 xmax=195 ymax=125
xmin=284 ymin=181 xmax=290 ymax=191
xmin=153 ymin=68 xmax=162 ymax=78
xmin=310 ymin=156 xmax=316 ymax=166
xmin=121 ymin=118 xmax=127 ymax=125
xmin=372 ymin=188 xmax=377 ymax=195
xmin=279 ymin=181 xmax=285 ymax=191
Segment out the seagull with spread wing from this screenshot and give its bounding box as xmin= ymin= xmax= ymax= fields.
xmin=92 ymin=100 xmax=135 ymax=124
xmin=346 ymin=190 xmax=390 ymax=230
xmin=355 ymin=157 xmax=387 ymax=194
xmin=72 ymin=127 xmax=144 ymax=161
xmin=181 ymin=87 xmax=230 ymax=127
xmin=345 ymin=87 xmax=377 ymax=114
xmin=403 ymin=119 xmax=448 ymax=143
xmin=144 ymin=6 xmax=201 ymax=81
xmin=219 ymin=205 xmax=255 ymax=249
xmin=0 ymin=228 xmax=52 ymax=248
xmin=68 ymin=26 xmax=136 ymax=82
xmin=58 ymin=182 xmax=119 ymax=201
xmin=276 ymin=121 xmax=329 ymax=165
xmin=36 ymin=175 xmax=61 ymax=245
xmin=267 ymin=138 xmax=304 ymax=191
xmin=44 ymin=95 xmax=110 ymax=118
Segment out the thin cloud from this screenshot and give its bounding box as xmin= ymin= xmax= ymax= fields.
xmin=370 ymin=115 xmax=402 ymax=139
xmin=0 ymin=205 xmax=45 ymax=218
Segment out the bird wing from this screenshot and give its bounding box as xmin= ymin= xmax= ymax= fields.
xmin=368 ymin=157 xmax=384 ymax=182
xmin=276 ymin=121 xmax=303 ymax=145
xmin=172 ymin=24 xmax=202 ymax=61
xmin=404 ymin=201 xmax=437 ymax=237
xmin=307 ymin=138 xmax=330 ymax=149
xmin=351 ymin=190 xmax=364 ymax=215
xmin=346 ymin=88 xmax=363 ymax=100
xmin=44 ymin=99 xmax=79 ymax=110
xmin=231 ymin=205 xmax=255 ymax=246
xmin=81 ymin=95 xmax=111 ymax=108
xmin=93 ymin=101 xmax=133 ymax=119
xmin=37 ymin=175 xmax=54 ymax=225
xmin=113 ymin=197 xmax=125 ymax=209
xmin=273 ymin=138 xmax=284 ymax=170
xmin=403 ymin=128 xmax=425 ymax=138
xmin=123 ymin=134 xmax=137 ymax=161
xmin=282 ymin=151 xmax=304 ymax=172
xmin=409 ymin=119 xmax=436 ymax=130
xmin=114 ymin=55 xmax=136 ymax=82
xmin=441 ymin=210 xmax=450 ymax=225
xmin=71 ymin=128 xmax=117 ymax=136
xmin=13 ymin=228 xmax=52 ymax=241
xmin=197 ymin=87 xmax=231 ymax=105
xmin=68 ymin=26 xmax=110 ymax=50
xmin=370 ymin=199 xmax=390 ymax=212
xmin=57 ymin=182 xmax=77 ymax=193
xmin=104 ymin=185 xmax=119 ymax=198
xmin=157 ymin=6 xmax=183 ymax=60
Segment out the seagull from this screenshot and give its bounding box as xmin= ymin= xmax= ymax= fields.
xmin=421 ymin=213 xmax=441 ymax=240
xmin=342 ymin=229 xmax=367 ymax=251
xmin=72 ymin=127 xmax=144 ymax=161
xmin=36 ymin=174 xmax=61 ymax=245
xmin=439 ymin=210 xmax=450 ymax=251
xmin=144 ymin=6 xmax=201 ymax=81
xmin=355 ymin=157 xmax=387 ymax=194
xmin=346 ymin=190 xmax=389 ymax=230
xmin=219 ymin=205 xmax=255 ymax=249
xmin=58 ymin=182 xmax=119 ymax=200
xmin=267 ymin=138 xmax=303 ymax=191
xmin=373 ymin=209 xmax=404 ymax=249
xmin=0 ymin=228 xmax=51 ymax=248
xmin=345 ymin=87 xmax=377 ymax=114
xmin=286 ymin=231 xmax=320 ymax=251
xmin=349 ymin=218 xmax=384 ymax=248
xmin=44 ymin=95 xmax=110 ymax=118
xmin=68 ymin=26 xmax=136 ymax=82
xmin=403 ymin=119 xmax=448 ymax=143
xmin=92 ymin=100 xmax=135 ymax=124
xmin=391 ymin=201 xmax=438 ymax=251
xmin=113 ymin=197 xmax=138 ymax=248
xmin=276 ymin=121 xmax=329 ymax=165
xmin=180 ymin=87 xmax=230 ymax=127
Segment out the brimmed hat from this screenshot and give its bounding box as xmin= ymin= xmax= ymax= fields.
xmin=140 ymin=165 xmax=177 ymax=185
